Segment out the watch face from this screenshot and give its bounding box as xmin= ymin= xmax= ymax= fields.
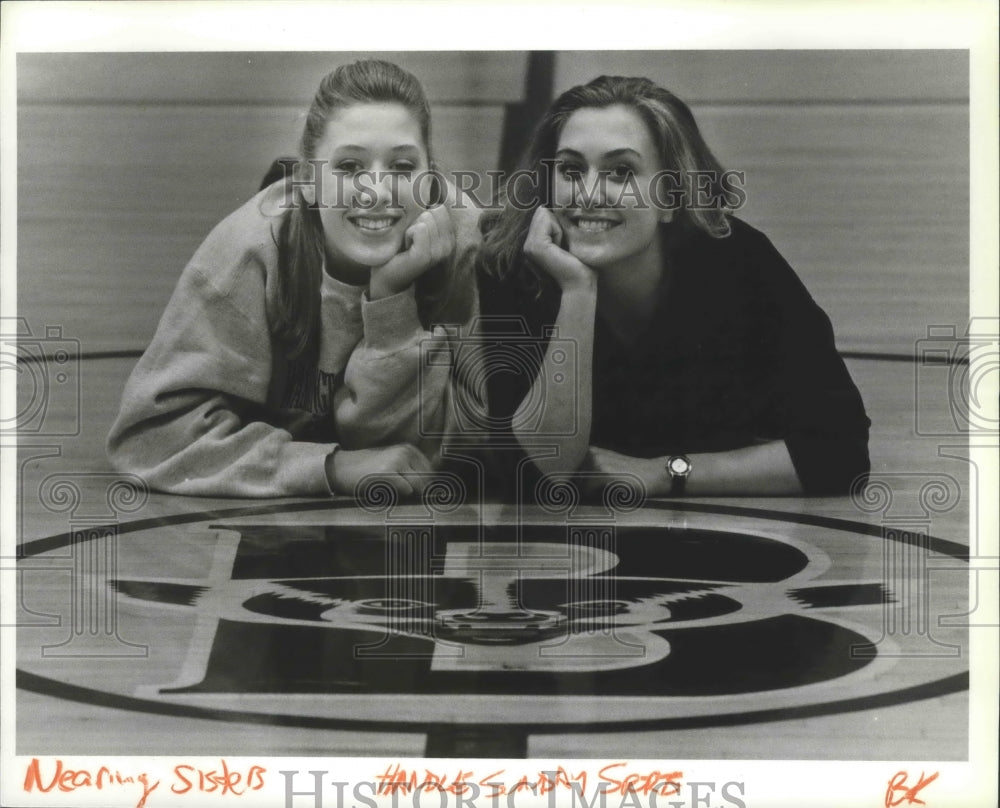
xmin=669 ymin=456 xmax=691 ymax=476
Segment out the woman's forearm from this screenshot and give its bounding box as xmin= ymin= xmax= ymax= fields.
xmin=512 ymin=282 xmax=597 ymax=473
xmin=681 ymin=440 xmax=804 ymax=496
xmin=589 ymin=440 xmax=804 ymax=497
xmin=643 ymin=441 xmax=803 ymax=497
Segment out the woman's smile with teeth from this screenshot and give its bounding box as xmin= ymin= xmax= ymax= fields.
xmin=572 ymin=216 xmax=619 ymax=233
xmin=350 ymin=216 xmax=399 ymax=233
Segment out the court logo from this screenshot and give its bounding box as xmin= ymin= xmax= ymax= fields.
xmin=17 ymin=504 xmax=968 ymax=731
xmin=109 ymin=522 xmax=891 ymax=699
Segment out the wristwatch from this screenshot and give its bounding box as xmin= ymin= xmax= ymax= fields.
xmin=665 ymin=455 xmax=692 ymax=496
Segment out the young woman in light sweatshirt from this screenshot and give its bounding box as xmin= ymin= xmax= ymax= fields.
xmin=108 ymin=60 xmax=479 ymax=498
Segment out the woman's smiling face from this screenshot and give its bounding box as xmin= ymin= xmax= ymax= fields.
xmin=551 ymin=104 xmax=671 ymax=271
xmin=313 ymin=102 xmax=430 ymax=278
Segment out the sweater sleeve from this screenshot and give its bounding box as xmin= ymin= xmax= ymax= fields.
xmin=752 ymin=230 xmax=871 ymax=495
xmin=106 ymin=263 xmax=335 ymax=497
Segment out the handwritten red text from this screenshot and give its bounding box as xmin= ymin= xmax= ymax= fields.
xmin=23 ymin=758 xmax=160 ymax=808
xmin=885 ymin=770 xmax=939 ymax=807
xmin=375 ymin=762 xmax=684 ymax=800
xmin=172 ymin=761 xmax=267 ymax=796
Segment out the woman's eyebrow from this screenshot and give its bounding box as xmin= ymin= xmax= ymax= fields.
xmin=555 ymin=147 xmax=643 ymax=159
xmin=331 ymin=143 xmax=421 ymax=154
xmin=604 ymin=148 xmax=643 ymax=159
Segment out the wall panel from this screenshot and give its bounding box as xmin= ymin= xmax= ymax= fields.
xmin=696 ymin=103 xmax=968 ymax=355
xmin=556 ymin=50 xmax=969 ymax=356
xmin=17 ymin=54 xmax=517 ymax=353
xmin=18 ymin=52 xmax=528 ymax=105
xmin=554 ymin=50 xmax=968 ymax=103
xmin=16 ymin=51 xmax=968 ymax=358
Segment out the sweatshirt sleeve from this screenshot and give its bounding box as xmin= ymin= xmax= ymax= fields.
xmin=334 ymin=200 xmax=484 ymax=464
xmin=753 ymin=231 xmax=871 ymax=495
xmin=333 ymin=278 xmax=482 ymax=465
xmin=106 ymin=262 xmax=335 ymax=497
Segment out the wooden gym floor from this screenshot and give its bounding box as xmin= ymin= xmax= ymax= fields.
xmin=11 ymin=353 xmax=977 ymax=761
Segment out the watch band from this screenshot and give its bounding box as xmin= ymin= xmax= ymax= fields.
xmin=666 ymin=455 xmax=692 ymax=496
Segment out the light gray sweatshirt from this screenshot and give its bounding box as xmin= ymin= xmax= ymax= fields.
xmin=107 ymin=182 xmax=479 ymax=497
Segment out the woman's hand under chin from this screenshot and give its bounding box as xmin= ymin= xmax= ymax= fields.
xmin=524 ymin=206 xmax=596 ymax=293
xmin=369 ymin=205 xmax=455 ymax=300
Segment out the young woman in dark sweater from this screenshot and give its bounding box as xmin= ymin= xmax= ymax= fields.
xmin=475 ymin=75 xmax=870 ymax=499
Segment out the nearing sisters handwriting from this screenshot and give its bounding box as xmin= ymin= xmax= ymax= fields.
xmin=23 ymin=758 xmax=266 ymax=808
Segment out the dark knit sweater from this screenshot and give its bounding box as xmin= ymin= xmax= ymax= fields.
xmin=476 ymin=217 xmax=871 ymax=497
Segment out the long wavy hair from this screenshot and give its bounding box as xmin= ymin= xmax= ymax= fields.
xmin=272 ymin=60 xmax=460 ymax=359
xmin=478 ymin=75 xmax=732 ymax=296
